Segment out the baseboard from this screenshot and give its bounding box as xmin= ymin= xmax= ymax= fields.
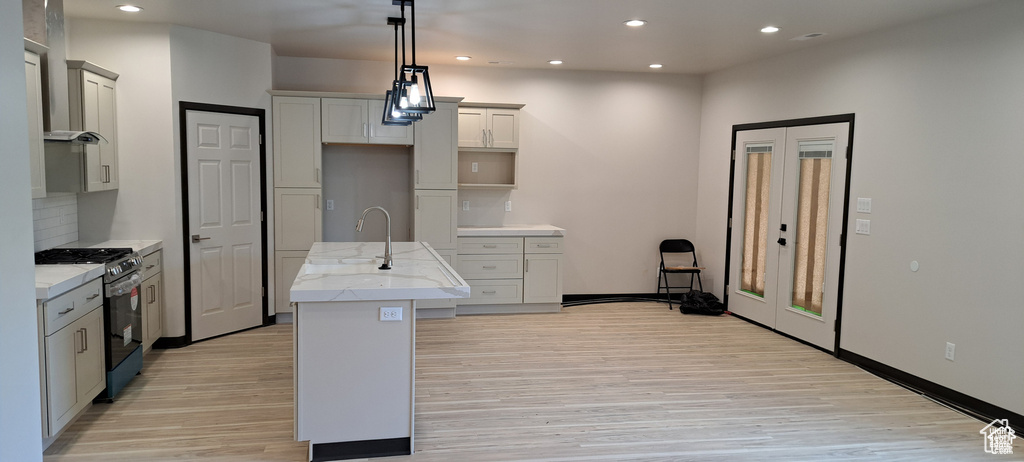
xmin=840 ymin=349 xmax=1024 ymax=434
xmin=456 ymin=303 xmax=561 ymax=315
xmin=311 ymin=437 xmax=410 ymax=461
xmin=151 ymin=335 xmax=188 ymax=349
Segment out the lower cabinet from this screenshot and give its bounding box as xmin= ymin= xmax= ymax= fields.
xmin=141 ymin=249 xmax=163 ymax=353
xmin=275 ymin=250 xmax=309 ymax=314
xmin=456 ymin=236 xmax=563 ymax=312
xmin=43 ymin=304 xmax=105 ymax=437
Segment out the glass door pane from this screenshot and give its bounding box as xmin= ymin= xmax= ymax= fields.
xmin=740 ymin=144 xmax=773 ymax=297
xmin=790 ymin=141 xmax=833 ymax=315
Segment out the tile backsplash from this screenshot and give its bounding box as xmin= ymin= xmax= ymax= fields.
xmin=33 ymin=193 xmax=79 ymax=251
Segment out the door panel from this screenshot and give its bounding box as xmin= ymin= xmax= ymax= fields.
xmin=187 ymin=111 xmax=264 ymax=341
xmin=729 ymin=123 xmax=848 ymax=351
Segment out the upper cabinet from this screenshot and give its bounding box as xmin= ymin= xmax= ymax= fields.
xmin=25 ymin=41 xmax=47 ymax=199
xmin=322 ymin=98 xmax=414 ymax=146
xmin=414 ymin=101 xmax=458 ymax=190
xmin=67 ymin=61 xmax=119 ymax=192
xmin=274 ymin=97 xmax=322 ymax=188
xmin=458 ymin=105 xmax=520 ymax=149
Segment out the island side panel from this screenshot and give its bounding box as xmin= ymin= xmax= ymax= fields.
xmin=295 ymin=300 xmax=414 ymax=447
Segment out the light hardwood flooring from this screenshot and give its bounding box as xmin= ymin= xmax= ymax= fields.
xmin=44 ymin=302 xmax=1001 ymax=461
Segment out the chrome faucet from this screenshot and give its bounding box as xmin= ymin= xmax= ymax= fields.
xmin=355 ymin=206 xmax=392 ymax=270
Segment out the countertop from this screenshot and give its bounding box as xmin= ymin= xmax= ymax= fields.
xmin=36 ymin=239 xmax=163 ymax=300
xmin=290 ymin=242 xmax=470 ymax=303
xmin=457 ymin=225 xmax=566 ymax=237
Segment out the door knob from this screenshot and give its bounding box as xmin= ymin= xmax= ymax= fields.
xmin=191 ymin=234 xmax=210 ymax=243
xmin=777 ymin=237 xmax=787 ymax=246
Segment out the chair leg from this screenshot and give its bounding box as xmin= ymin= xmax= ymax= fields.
xmin=662 ymin=271 xmax=673 ymax=310
xmin=696 ymin=272 xmax=704 ymax=292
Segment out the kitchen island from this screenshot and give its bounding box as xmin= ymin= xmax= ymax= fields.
xmin=290 ymin=242 xmax=469 ymax=461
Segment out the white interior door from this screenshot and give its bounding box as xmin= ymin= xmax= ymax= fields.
xmin=729 ymin=122 xmax=849 ymax=351
xmin=187 ymin=111 xmax=263 ymax=341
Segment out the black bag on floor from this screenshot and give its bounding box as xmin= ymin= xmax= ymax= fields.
xmin=679 ymin=291 xmax=725 ymax=316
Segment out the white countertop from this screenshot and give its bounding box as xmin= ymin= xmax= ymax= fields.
xmin=290 ymin=242 xmax=471 ymax=303
xmin=457 ymin=225 xmax=566 ymax=237
xmin=36 ymin=239 xmax=163 ymax=300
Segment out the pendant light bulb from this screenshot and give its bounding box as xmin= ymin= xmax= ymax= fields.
xmin=408 ymin=75 xmax=421 ymax=105
xmin=399 ymin=95 xmax=409 ymax=109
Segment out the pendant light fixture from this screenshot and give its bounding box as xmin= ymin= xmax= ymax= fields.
xmin=384 ymin=0 xmax=435 ymax=122
xmin=382 ymin=15 xmax=420 ymax=126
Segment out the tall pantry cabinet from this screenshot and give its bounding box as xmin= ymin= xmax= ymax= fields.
xmin=270 ymin=92 xmax=462 ymax=317
xmin=25 ymin=40 xmax=47 ymax=199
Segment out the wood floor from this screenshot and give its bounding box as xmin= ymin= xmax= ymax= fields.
xmin=44 ymin=302 xmax=998 ymax=461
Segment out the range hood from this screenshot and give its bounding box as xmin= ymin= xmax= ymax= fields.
xmin=44 ymin=130 xmax=107 ymax=145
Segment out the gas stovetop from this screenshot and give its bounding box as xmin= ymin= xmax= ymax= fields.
xmin=35 ymin=247 xmax=144 ymax=282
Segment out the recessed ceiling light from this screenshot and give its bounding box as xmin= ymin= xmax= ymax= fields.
xmin=548 ymin=60 xmax=563 ymax=65
xmin=649 ymin=64 xmax=663 ymax=69
xmin=455 ymin=56 xmax=472 ymax=61
xmin=117 ymin=5 xmax=142 ymax=12
xmin=761 ymin=26 xmax=780 ymax=33
xmin=624 ymin=19 xmax=647 ymax=27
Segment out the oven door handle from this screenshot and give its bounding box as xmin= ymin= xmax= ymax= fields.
xmin=106 ymin=273 xmax=143 ymax=298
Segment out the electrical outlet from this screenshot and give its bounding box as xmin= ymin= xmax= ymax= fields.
xmin=326 ymin=199 xmax=334 ymax=211
xmin=463 ymin=200 xmax=470 ymax=211
xmin=380 ymin=307 xmax=403 ymax=322
xmin=505 ymin=200 xmax=512 ymax=212
xmin=945 ymin=342 xmax=955 ymax=361
xmin=471 ymin=162 xmax=479 ymax=173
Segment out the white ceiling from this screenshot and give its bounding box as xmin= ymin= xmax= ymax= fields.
xmin=65 ymin=0 xmax=997 ymax=75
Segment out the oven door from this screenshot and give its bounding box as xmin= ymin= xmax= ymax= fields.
xmin=105 ymin=272 xmax=144 ymax=371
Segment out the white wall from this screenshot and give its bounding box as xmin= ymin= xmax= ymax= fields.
xmin=0 ymin=0 xmax=44 ymax=458
xmin=69 ymin=20 xmax=274 ymax=336
xmin=696 ymin=0 xmax=1024 ymax=415
xmin=276 ymin=58 xmax=705 ymax=294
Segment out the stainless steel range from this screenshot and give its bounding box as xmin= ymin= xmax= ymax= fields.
xmin=35 ymin=247 xmax=145 ymax=401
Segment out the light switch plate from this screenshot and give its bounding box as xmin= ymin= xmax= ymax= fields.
xmin=380 ymin=307 xmax=402 ymax=321
xmin=326 ymin=199 xmax=334 ymax=211
xmin=857 ymin=197 xmax=872 ymax=213
xmin=462 ymin=200 xmax=470 ymax=211
xmin=855 ymin=219 xmax=871 ymax=235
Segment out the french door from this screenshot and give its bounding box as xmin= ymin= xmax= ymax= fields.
xmin=728 ymin=122 xmax=849 ymax=351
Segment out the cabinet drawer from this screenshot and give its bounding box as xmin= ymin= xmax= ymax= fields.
xmin=458 ymin=279 xmax=523 ymax=305
xmin=141 ymin=249 xmax=162 ymax=280
xmin=457 ymin=254 xmax=523 ymax=279
xmin=458 ymin=237 xmax=523 ymax=254
xmin=43 ymin=278 xmax=103 ymax=336
xmin=525 ymin=237 xmax=563 ymax=254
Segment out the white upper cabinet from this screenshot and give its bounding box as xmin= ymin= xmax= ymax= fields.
xmin=25 ymin=44 xmax=46 ymax=198
xmin=274 ymin=97 xmax=322 ymax=188
xmin=322 ymin=98 xmax=414 ymax=145
xmin=58 ymin=61 xmax=119 ymax=193
xmin=414 ymin=101 xmax=458 ymax=190
xmin=457 ymin=106 xmax=520 ymax=149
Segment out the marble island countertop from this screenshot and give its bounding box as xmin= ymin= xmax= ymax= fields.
xmin=290 ymin=242 xmax=470 ymax=303
xmin=457 ymin=225 xmax=565 ymax=237
xmin=36 ymin=239 xmax=163 ymax=300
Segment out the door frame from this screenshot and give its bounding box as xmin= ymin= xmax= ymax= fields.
xmin=179 ymin=101 xmax=270 ymax=345
xmin=723 ymin=113 xmax=855 ymax=355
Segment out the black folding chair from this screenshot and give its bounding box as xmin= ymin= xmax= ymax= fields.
xmin=657 ymin=239 xmax=704 ymax=310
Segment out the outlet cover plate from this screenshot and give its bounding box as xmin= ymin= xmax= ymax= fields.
xmin=945 ymin=342 xmax=955 ymax=361
xmin=505 ymin=201 xmax=512 ymax=212
xmin=380 ymin=307 xmax=403 ymax=321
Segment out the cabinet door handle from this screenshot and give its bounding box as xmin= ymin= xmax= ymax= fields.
xmin=148 ymin=285 xmax=156 ymax=304
xmin=482 ymin=265 xmax=497 ymax=270
xmin=416 ymin=170 xmax=420 ymax=185
xmin=482 ymin=290 xmax=497 ymax=295
xmin=363 ymin=123 xmax=368 ymax=139
xmin=315 ymin=168 xmax=321 ymax=184
xmin=58 ymin=306 xmax=75 ymax=316
xmin=86 ymin=293 xmax=100 ymax=301
xmin=482 ymin=244 xmax=497 ymax=249
xmin=488 ymin=129 xmax=493 ymax=147
xmin=525 ymin=259 xmax=529 ymax=272
xmin=103 ymin=165 xmax=111 ymax=183
xmin=316 ymin=195 xmax=321 ymax=210
xmin=83 ymin=327 xmax=88 ymax=352
xmin=481 ymin=129 xmax=487 ymax=146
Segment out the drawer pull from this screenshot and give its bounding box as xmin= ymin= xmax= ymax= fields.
xmin=482 ymin=290 xmax=497 ymax=295
xmin=482 ymin=244 xmax=498 ymax=249
xmin=536 ymin=244 xmax=552 ymax=248
xmin=482 ymin=265 xmax=497 ymax=270
xmin=146 ymin=264 xmax=156 ymax=270
xmin=83 ymin=327 xmax=88 ymax=352
xmin=58 ymin=306 xmax=75 ymax=316
xmin=86 ymin=293 xmax=100 ymax=301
